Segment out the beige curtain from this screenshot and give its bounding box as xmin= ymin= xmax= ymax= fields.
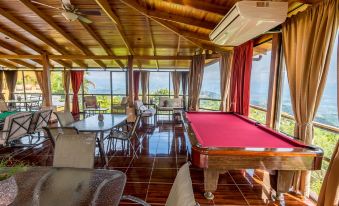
xmin=0 ymin=71 xmax=4 ymax=99
xmin=219 ymin=52 xmax=233 ymax=112
xmin=140 ymin=71 xmax=149 ymax=103
xmin=4 ymin=70 xmax=17 ymax=100
xmin=63 ymin=70 xmax=71 ymax=112
xmin=171 ymin=71 xmax=181 ymax=98
xmin=282 ymin=0 xmax=338 ymax=196
xmin=317 ymin=32 xmax=339 ymax=206
xmin=35 ymin=71 xmax=51 ymax=107
xmin=188 ymin=54 xmax=205 ymax=111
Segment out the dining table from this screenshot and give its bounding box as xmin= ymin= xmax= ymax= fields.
xmin=7 ymin=167 xmax=126 ymax=206
xmin=66 ymin=114 xmax=128 ymax=166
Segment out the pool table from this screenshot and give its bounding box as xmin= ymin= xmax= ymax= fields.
xmin=184 ymin=112 xmax=323 ymax=200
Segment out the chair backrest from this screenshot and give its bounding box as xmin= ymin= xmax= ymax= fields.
xmin=43 ymin=126 xmax=79 ymax=146
xmin=159 ymin=97 xmax=170 ymax=107
xmin=29 ymin=109 xmax=53 ymax=133
xmin=53 ymin=133 xmax=96 ymax=169
xmin=120 ymin=97 xmax=128 ymax=106
xmin=54 ymin=111 xmax=74 ymax=127
xmin=0 ymin=112 xmax=32 ymax=146
xmin=0 ymin=99 xmax=8 ymax=112
xmin=166 ymin=162 xmax=197 ymax=206
xmin=84 ymin=96 xmax=98 ymax=108
xmin=127 ymin=114 xmax=141 ymax=138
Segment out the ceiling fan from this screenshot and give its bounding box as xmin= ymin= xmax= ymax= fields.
xmin=31 ymin=0 xmax=101 ymax=23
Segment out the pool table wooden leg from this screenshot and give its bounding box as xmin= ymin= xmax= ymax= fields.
xmin=203 ymin=168 xmax=225 ymax=200
xmin=269 ymin=170 xmax=294 ymax=204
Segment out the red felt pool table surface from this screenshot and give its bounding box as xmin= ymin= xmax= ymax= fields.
xmin=186 ymin=112 xmax=305 ymax=149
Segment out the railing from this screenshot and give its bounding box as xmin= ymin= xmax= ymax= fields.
xmin=249 ymin=104 xmax=338 ymax=197
xmin=198 ymin=98 xmax=221 ymax=111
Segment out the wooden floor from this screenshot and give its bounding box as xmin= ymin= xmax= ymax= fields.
xmin=0 ymin=116 xmax=316 ymax=206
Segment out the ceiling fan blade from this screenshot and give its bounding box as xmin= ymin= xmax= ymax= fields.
xmin=78 ymin=10 xmax=101 ymax=16
xmin=61 ymin=0 xmax=74 ymax=11
xmin=31 ymin=0 xmax=61 ymax=10
xmin=78 ymin=15 xmax=92 ymax=24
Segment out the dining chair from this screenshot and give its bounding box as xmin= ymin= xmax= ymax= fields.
xmin=112 ymin=96 xmax=128 ymax=114
xmin=43 ymin=126 xmax=79 ymax=147
xmin=0 ymin=99 xmax=8 ymax=112
xmin=0 ymin=112 xmax=33 ymax=146
xmin=54 ymin=111 xmax=74 ymax=126
xmin=84 ymin=96 xmax=100 ymax=109
xmin=106 ymin=114 xmax=141 ymax=158
xmin=53 ymin=133 xmax=96 ymax=169
xmin=29 ymin=109 xmax=53 ymax=136
xmin=121 ymin=162 xmax=199 ymax=206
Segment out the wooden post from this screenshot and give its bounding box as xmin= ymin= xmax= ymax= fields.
xmin=41 ymin=53 xmax=52 ymax=107
xmin=126 ymin=55 xmax=135 ymax=121
xmin=265 ymin=33 xmax=283 ymax=129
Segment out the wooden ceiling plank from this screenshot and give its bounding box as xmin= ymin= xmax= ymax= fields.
xmin=0 ymin=26 xmax=73 ymax=68
xmin=0 ymin=60 xmax=17 ymax=68
xmin=17 ymin=0 xmax=104 ymax=69
xmin=162 ymin=0 xmax=228 ymax=15
xmin=147 ymin=10 xmax=214 ymax=30
xmin=0 ymin=7 xmax=87 ymax=68
xmin=79 ymin=21 xmax=125 ymax=69
xmin=94 ymin=0 xmax=142 ymax=69
xmin=120 ymin=0 xmax=204 ymax=50
xmin=4 ymin=58 xmax=35 ymax=69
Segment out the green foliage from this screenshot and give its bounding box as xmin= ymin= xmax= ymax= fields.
xmin=249 ymin=108 xmax=266 ymax=124
xmin=0 ymin=160 xmax=27 ymax=181
xmin=199 ymin=99 xmax=220 ymax=111
xmin=51 ymin=72 xmax=64 ymax=94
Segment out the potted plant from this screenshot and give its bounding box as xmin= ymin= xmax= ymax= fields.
xmin=0 ymin=160 xmax=26 ymax=205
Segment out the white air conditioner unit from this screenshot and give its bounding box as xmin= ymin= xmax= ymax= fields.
xmin=209 ymin=1 xmax=288 ymax=46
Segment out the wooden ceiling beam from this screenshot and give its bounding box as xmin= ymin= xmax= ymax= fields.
xmin=174 ymin=35 xmax=181 ymax=68
xmin=145 ymin=18 xmax=159 ymax=70
xmin=162 ymin=0 xmax=228 ymax=15
xmin=95 ymin=0 xmax=142 ymax=69
xmin=0 ymin=39 xmax=42 ymax=66
xmin=0 ymin=54 xmax=221 ymax=60
xmin=147 ymin=10 xmax=215 ymax=30
xmin=18 ymin=0 xmax=106 ymax=69
xmin=0 ymin=60 xmax=17 ymax=68
xmin=79 ymin=21 xmax=125 ymax=69
xmin=0 ymin=7 xmax=87 ymax=68
xmin=0 ymin=26 xmax=72 ymax=68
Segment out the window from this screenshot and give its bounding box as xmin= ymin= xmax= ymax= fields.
xmin=249 ymin=41 xmax=272 ymax=124
xmin=15 ymin=71 xmax=24 ymax=99
xmin=23 ymin=71 xmax=41 ymax=95
xmin=199 ymin=61 xmax=221 ymax=110
xmin=111 ymin=71 xmax=127 ymax=104
xmin=84 ymin=71 xmax=111 ymax=95
xmin=149 ymin=72 xmax=170 ymax=103
xmin=51 ymin=71 xmax=66 ymax=107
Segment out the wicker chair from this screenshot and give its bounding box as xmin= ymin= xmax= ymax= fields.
xmin=54 ymin=111 xmax=74 ymax=126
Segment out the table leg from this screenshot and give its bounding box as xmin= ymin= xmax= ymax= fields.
xmin=203 ymin=168 xmax=225 ymax=200
xmin=269 ymin=170 xmax=294 ymax=204
xmin=98 ymin=132 xmax=108 ymax=167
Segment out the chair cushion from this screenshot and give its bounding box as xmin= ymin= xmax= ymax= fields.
xmin=159 ymin=97 xmax=170 ymax=107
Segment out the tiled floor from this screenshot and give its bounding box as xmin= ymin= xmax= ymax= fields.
xmin=0 ymin=117 xmax=316 ymax=206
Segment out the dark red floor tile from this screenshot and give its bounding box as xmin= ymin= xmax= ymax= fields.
xmin=146 ymin=183 xmax=172 ymax=204
xmin=120 ymin=183 xmax=148 ymax=204
xmin=129 ymin=157 xmax=154 ymax=168
xmin=107 ymin=156 xmax=133 ymax=168
xmin=211 ymin=184 xmax=248 ymax=205
xmin=126 ymin=167 xmax=152 ymax=183
xmin=150 ymin=169 xmax=177 ymax=183
xmin=153 ymin=157 xmax=177 ymax=169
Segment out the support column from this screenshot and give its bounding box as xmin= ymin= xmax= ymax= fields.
xmin=41 ymin=53 xmax=52 ymax=107
xmin=126 ymin=55 xmax=135 ymax=121
xmin=266 ymin=33 xmax=283 ymax=129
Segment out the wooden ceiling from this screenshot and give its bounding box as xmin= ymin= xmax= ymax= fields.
xmin=0 ymin=0 xmax=315 ymax=70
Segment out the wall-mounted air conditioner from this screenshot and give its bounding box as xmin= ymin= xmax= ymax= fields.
xmin=209 ymin=1 xmax=288 ymax=46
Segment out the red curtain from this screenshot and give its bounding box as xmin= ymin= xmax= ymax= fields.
xmin=71 ymin=71 xmax=84 ymax=119
xmin=229 ymin=40 xmax=253 ymax=116
xmin=133 ymin=71 xmax=140 ymax=100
